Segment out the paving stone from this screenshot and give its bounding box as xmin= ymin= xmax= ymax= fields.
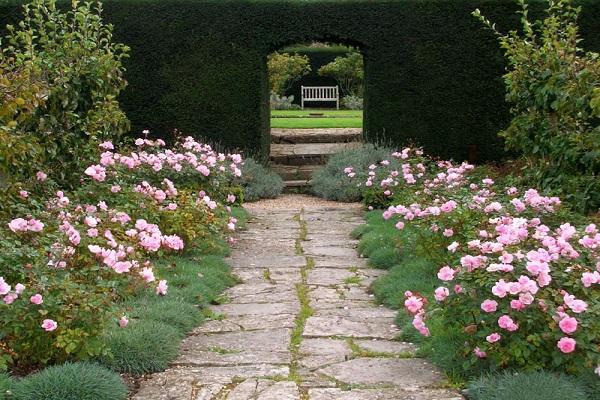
xmin=304 ymin=316 xmax=399 ymax=339
xmin=354 ymin=339 xmax=417 ymax=355
xmin=232 ymin=267 xmax=300 ymax=284
xmin=256 ymin=381 xmax=300 ymax=400
xmin=309 ymin=388 xmax=463 ymax=400
xmin=307 ymin=268 xmax=356 ymax=285
xmin=304 ymin=245 xmax=359 ymax=258
xmin=176 ymin=328 xmax=291 ymax=366
xmin=212 ymin=302 xmax=299 ymax=316
xmin=298 ymin=338 xmax=352 ymax=369
xmin=317 ymin=358 xmax=445 ymax=388
xmin=313 ymin=256 xmax=369 ymax=269
xmin=228 ymin=255 xmax=306 ymax=269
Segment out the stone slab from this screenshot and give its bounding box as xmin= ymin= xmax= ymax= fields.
xmin=317 ymin=358 xmax=445 ymax=388
xmin=304 ymin=316 xmax=399 ymax=339
xmin=309 ymin=388 xmax=464 ymax=400
xmin=212 ymin=302 xmax=299 ymax=316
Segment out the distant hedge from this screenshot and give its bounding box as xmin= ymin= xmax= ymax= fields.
xmin=1 ymin=0 xmax=599 ymax=161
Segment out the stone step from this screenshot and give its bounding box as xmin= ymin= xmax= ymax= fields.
xmin=284 ymin=179 xmax=311 ymax=188
xmin=270 ymin=142 xmax=362 ymax=165
xmin=271 ymin=164 xmax=322 ymax=181
xmin=271 ymin=128 xmax=362 ymax=144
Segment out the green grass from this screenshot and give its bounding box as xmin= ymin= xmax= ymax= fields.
xmin=270 ymin=109 xmax=362 ymax=128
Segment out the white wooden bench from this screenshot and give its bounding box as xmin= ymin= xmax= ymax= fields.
xmin=301 ymin=86 xmax=339 ymax=109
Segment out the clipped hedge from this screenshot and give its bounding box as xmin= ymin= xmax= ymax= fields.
xmin=1 ymin=0 xmax=600 ymax=161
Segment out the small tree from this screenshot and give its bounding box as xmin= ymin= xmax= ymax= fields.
xmin=267 ymin=52 xmax=311 ymax=95
xmin=318 ymin=51 xmax=364 ymax=96
xmin=0 ymin=0 xmax=130 ymax=186
xmin=474 ymin=0 xmax=600 ymax=213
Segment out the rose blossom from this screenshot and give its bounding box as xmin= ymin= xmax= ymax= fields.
xmin=486 ymin=332 xmax=501 ymax=343
xmin=30 ymin=294 xmax=43 ymax=305
xmin=557 ymin=337 xmax=576 ymax=353
xmin=41 ymin=319 xmax=58 ymax=332
xmin=558 ymin=316 xmax=578 ymax=334
xmin=481 ymin=299 xmax=498 ymax=313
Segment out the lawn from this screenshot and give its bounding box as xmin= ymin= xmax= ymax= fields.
xmin=271 ymin=109 xmax=363 ymax=128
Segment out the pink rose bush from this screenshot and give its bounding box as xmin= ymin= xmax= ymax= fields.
xmin=350 ymin=147 xmax=600 ymax=377
xmin=0 ymin=135 xmax=244 ymax=370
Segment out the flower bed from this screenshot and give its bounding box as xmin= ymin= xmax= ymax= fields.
xmin=0 ymin=136 xmax=245 ymax=383
xmin=344 ymin=147 xmax=600 ymax=384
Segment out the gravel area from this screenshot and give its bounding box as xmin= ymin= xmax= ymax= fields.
xmin=244 ymin=194 xmax=362 ymax=211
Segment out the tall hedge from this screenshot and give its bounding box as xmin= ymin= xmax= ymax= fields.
xmin=1 ymin=0 xmax=599 ymax=161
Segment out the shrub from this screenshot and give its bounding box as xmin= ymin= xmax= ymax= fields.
xmin=341 ymin=95 xmax=363 ymax=110
xmin=474 ymin=0 xmax=600 ymax=214
xmin=467 ymin=371 xmax=588 ymax=400
xmin=311 ymin=144 xmax=392 ymax=202
xmin=240 ymin=158 xmax=284 ymax=201
xmin=0 ymin=0 xmax=130 ymax=187
xmin=11 ymin=362 xmax=128 ymax=400
xmin=97 ymin=320 xmax=180 ymax=375
xmin=318 ymin=51 xmax=363 ymax=96
xmin=267 ymin=51 xmax=311 ymax=95
xmin=270 ymin=93 xmax=297 ymax=110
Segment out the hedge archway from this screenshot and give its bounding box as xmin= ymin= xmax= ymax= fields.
xmin=2 ymin=0 xmax=599 ymax=161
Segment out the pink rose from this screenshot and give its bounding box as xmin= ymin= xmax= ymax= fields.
xmin=557 ymin=337 xmax=576 ymax=353
xmin=434 ymin=287 xmax=449 ymax=301
xmin=558 ymin=316 xmax=578 ymax=334
xmin=437 ymin=266 xmax=456 ymax=281
xmin=404 ymin=296 xmax=423 ymax=314
xmin=156 ymin=280 xmax=168 ymax=295
xmin=486 ymin=332 xmax=501 ymax=343
xmin=30 ymin=294 xmax=43 ymax=305
xmin=481 ymin=299 xmax=498 ymax=313
xmin=119 ymin=316 xmax=129 ymax=327
xmin=41 ymin=319 xmax=58 ymax=332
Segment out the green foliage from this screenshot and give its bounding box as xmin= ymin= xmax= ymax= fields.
xmin=474 ymin=0 xmax=600 ymax=213
xmin=341 ymin=95 xmax=363 ymax=110
xmin=97 ymin=320 xmax=180 ymax=375
xmin=367 ymin=247 xmax=401 ymax=269
xmin=267 ymin=51 xmax=311 ymax=95
xmin=240 ymin=158 xmax=284 ymax=202
xmin=318 ymin=51 xmax=363 ymax=96
xmin=311 ymin=144 xmax=391 ymax=202
xmin=0 ymin=373 xmax=12 ymax=400
xmin=11 ymin=362 xmax=128 ymax=400
xmin=0 ymin=0 xmax=130 ymax=187
xmin=467 ymin=371 xmax=589 ymax=400
xmin=126 ymin=296 xmax=203 ymax=334
xmin=372 ymin=258 xmax=438 ymax=309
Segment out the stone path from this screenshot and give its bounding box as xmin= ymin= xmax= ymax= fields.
xmin=133 ymin=196 xmax=461 ymax=400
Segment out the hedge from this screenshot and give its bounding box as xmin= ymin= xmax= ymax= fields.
xmin=1 ymin=0 xmax=599 ymax=162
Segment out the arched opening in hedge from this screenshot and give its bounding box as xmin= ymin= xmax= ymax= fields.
xmin=267 ymin=42 xmax=364 ymax=132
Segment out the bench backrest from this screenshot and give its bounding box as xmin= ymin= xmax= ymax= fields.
xmin=301 ymin=86 xmax=339 ymax=109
